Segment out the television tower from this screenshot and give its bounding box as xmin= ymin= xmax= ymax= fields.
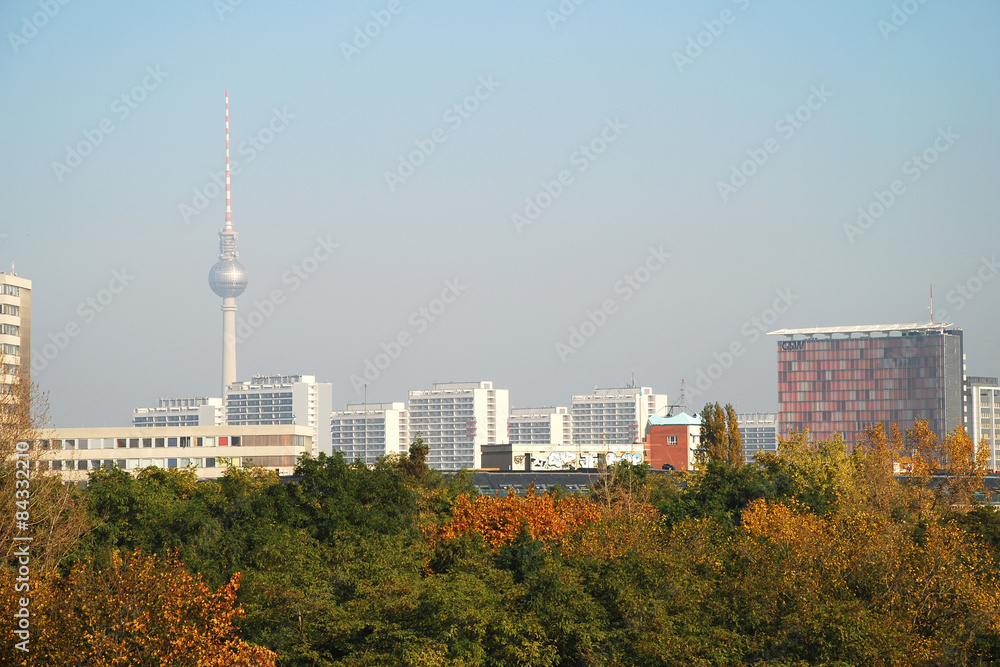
xmin=208 ymin=90 xmax=249 ymax=397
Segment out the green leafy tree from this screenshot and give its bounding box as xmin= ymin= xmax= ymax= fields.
xmin=698 ymin=402 xmax=743 ymax=468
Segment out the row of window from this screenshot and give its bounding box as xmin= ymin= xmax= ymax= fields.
xmin=0 ymin=323 xmax=19 ymax=336
xmin=42 ymin=458 xmax=220 ymax=471
xmin=39 ymin=456 xmax=298 ymax=472
xmin=228 ymin=392 xmax=294 ymax=399
xmin=40 ymin=436 xmax=244 ymax=449
xmin=0 ymin=304 xmax=19 ymax=316
xmin=0 ymin=284 xmax=20 ymax=297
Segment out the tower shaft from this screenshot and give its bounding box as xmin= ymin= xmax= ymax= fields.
xmin=222 ymin=297 xmax=237 ymax=395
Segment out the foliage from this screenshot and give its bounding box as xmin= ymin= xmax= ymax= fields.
xmin=0 ymin=549 xmax=276 ymax=666
xmin=431 ymin=487 xmax=600 ymax=551
xmin=698 ymin=402 xmax=744 ymax=467
xmin=10 ymin=424 xmax=1000 ymax=665
xmin=0 ymin=365 xmax=90 ymax=571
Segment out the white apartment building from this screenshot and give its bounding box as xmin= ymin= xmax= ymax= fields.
xmin=408 ymin=381 xmax=509 ymax=471
xmin=25 ymin=424 xmax=313 ymax=482
xmin=225 ymin=374 xmax=333 ymax=456
xmin=737 ymin=412 xmax=779 ymax=463
xmin=133 ymin=397 xmax=224 ymax=428
xmin=967 ymin=376 xmax=1000 ymax=472
xmin=330 ymin=402 xmax=410 ymax=465
xmin=508 ymin=406 xmax=572 ymax=446
xmin=571 ymin=386 xmax=668 ymax=447
xmin=0 ymin=271 xmax=30 ymax=392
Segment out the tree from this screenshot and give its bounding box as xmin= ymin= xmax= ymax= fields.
xmin=900 ymin=419 xmax=990 ymax=514
xmin=401 ymin=431 xmax=430 ymax=478
xmin=852 ymin=422 xmax=911 ymax=518
xmin=0 ymin=364 xmax=89 ymax=571
xmin=725 ymin=403 xmax=744 ymax=468
xmin=0 ymin=549 xmax=276 ymax=666
xmin=698 ymin=402 xmax=743 ymax=468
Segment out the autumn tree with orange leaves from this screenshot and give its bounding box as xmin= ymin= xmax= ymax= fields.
xmin=0 ymin=550 xmax=276 ymax=666
xmin=431 ymin=486 xmax=600 ymax=550
xmin=899 ymin=418 xmax=990 ymax=512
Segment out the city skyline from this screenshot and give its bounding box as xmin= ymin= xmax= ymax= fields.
xmin=3 ymin=1 xmax=998 ymax=427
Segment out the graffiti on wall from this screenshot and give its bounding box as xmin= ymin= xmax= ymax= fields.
xmin=526 ymin=449 xmax=644 ymax=470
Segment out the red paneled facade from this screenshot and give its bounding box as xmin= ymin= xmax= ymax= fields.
xmin=775 ymin=328 xmax=964 ymax=446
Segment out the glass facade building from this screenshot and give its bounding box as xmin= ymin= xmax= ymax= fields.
xmin=770 ymin=323 xmax=964 ymax=446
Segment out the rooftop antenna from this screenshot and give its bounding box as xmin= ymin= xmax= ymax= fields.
xmin=666 ymin=379 xmax=689 ymax=416
xmin=929 ymin=284 xmax=934 ymax=324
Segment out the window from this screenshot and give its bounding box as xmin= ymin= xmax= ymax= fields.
xmin=667 ymin=436 xmax=678 ymax=445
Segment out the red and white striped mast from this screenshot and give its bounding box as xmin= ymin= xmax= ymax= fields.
xmin=225 ymin=89 xmax=232 ymax=232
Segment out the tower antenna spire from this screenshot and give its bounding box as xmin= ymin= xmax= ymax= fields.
xmin=209 ymin=89 xmax=248 ymax=398
xmin=225 ymin=89 xmax=232 ymax=232
xmin=930 ymin=284 xmax=934 ymax=324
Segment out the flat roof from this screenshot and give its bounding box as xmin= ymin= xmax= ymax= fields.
xmin=649 ymin=412 xmax=700 ymax=426
xmin=768 ymin=322 xmax=955 ymax=337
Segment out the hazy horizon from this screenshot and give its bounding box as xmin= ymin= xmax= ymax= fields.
xmin=2 ymin=1 xmax=997 ymax=427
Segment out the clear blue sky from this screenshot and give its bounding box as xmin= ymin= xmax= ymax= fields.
xmin=1 ymin=0 xmax=998 ymax=426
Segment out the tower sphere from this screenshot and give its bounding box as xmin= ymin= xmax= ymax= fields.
xmin=209 ymin=258 xmax=249 ymax=298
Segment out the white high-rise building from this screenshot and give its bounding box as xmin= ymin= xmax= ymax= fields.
xmin=133 ymin=397 xmax=224 ymax=428
xmin=967 ymin=376 xmax=1000 ymax=472
xmin=571 ymin=386 xmax=668 ymax=447
xmin=408 ymin=381 xmax=509 ymax=471
xmin=737 ymin=412 xmax=779 ymax=463
xmin=0 ymin=271 xmax=29 ymax=394
xmin=330 ymin=402 xmax=409 ymax=465
xmin=225 ymin=374 xmax=333 ymax=457
xmin=508 ymin=407 xmax=572 ymax=446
